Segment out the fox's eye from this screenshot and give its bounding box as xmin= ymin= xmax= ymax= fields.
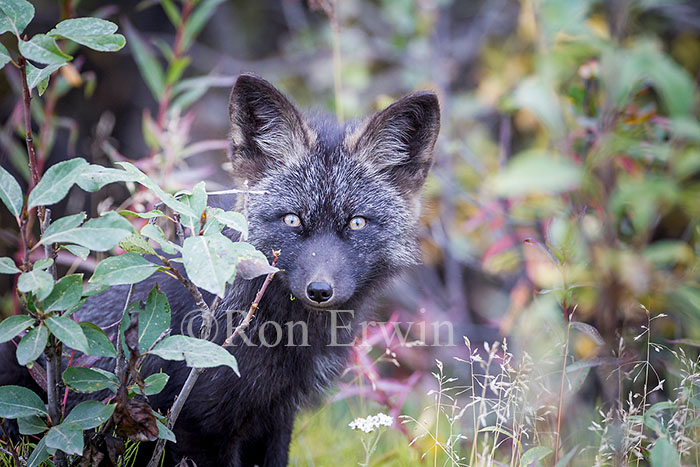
xmin=349 ymin=216 xmax=367 ymax=230
xmin=283 ymin=214 xmax=302 ymax=227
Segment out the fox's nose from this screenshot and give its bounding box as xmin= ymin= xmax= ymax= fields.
xmin=307 ymin=282 xmax=333 ymax=304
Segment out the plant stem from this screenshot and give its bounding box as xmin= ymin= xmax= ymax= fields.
xmin=19 ymin=52 xmax=66 ymax=467
xmin=115 ymin=284 xmax=135 ymax=383
xmin=223 ymin=251 xmax=279 ymax=347
xmin=45 ymin=334 xmax=67 ymax=467
xmin=17 ymin=56 xmax=41 ymax=191
xmin=553 ymin=296 xmax=571 ymax=465
xmin=155 ymin=0 xmax=194 ymax=131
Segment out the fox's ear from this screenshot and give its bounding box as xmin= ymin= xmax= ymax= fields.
xmin=228 ymin=74 xmax=315 ymax=182
xmin=345 ymin=91 xmax=440 ymax=194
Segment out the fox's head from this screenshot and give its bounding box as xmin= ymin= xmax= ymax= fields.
xmin=228 ymin=74 xmax=440 ymax=311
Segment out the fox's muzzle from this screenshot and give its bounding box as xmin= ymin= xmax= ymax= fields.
xmin=289 ymin=234 xmax=355 ymax=309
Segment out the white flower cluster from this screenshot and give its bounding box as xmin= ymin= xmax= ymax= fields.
xmin=348 ymin=413 xmax=394 ymax=433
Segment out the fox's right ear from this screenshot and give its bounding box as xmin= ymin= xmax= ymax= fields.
xmin=228 ymin=74 xmax=316 ymax=182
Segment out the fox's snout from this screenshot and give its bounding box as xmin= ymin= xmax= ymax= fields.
xmin=306 ymin=281 xmax=333 ymax=304
xmin=285 ymin=234 xmax=355 ymax=310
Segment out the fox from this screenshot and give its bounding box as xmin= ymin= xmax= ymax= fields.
xmin=0 ymin=74 xmax=440 ymax=466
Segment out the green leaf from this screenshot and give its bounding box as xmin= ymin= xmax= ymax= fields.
xmin=569 ymin=322 xmax=604 ymax=346
xmin=650 ymin=438 xmax=680 ymax=467
xmin=27 ymin=157 xmax=88 ymax=208
xmin=79 ymin=322 xmax=116 ymax=358
xmin=64 ymin=400 xmax=115 ymax=429
xmin=46 ymin=316 xmax=89 ymax=353
xmin=512 ymin=77 xmax=565 ymax=137
xmin=0 ymin=42 xmax=11 ymax=69
xmin=141 ymin=223 xmax=179 ymax=254
xmin=166 ymin=56 xmax=190 ymax=85
xmin=33 ymin=258 xmax=53 ymax=270
xmin=601 ymin=41 xmax=696 ymax=117
xmin=40 ymin=211 xmax=134 ymax=252
xmin=123 ymin=19 xmax=164 ymax=100
xmin=19 ymin=34 xmax=72 ymax=65
xmin=644 ymin=241 xmax=694 ymax=267
xmin=45 ymin=421 xmax=84 ymax=455
xmin=42 ymin=274 xmax=83 ymax=312
xmin=17 ymin=414 xmax=47 ymax=435
xmin=49 ymin=18 xmax=125 ymax=52
xmin=0 ymin=0 xmax=35 ymax=37
xmin=520 ymin=446 xmax=552 ymax=466
xmin=17 ymin=269 xmax=54 ymax=300
xmin=16 ymin=324 xmax=48 ymax=365
xmin=25 ymin=62 xmax=67 ymax=91
xmin=143 ymin=372 xmax=169 ymax=396
xmin=0 ymin=385 xmax=47 ymax=418
xmin=609 ymin=176 xmax=679 ymax=235
xmin=63 ymin=367 xmax=119 ymax=393
xmin=76 ymin=164 xmax=140 ymax=192
xmin=488 ymin=151 xmax=582 ymax=197
xmin=0 ymin=164 xmax=23 ymax=217
xmin=119 ymin=209 xmax=166 ymax=219
xmin=89 ymin=252 xmax=160 ymax=286
xmin=37 ymin=75 xmax=49 ymax=96
xmin=211 ymin=208 xmax=248 ymax=240
xmin=26 ymin=437 xmax=50 ymax=467
xmin=119 ymin=233 xmax=157 ymax=255
xmin=114 ymin=162 xmax=198 ymax=217
xmin=139 ymin=286 xmax=171 ymax=354
xmin=179 ymin=181 xmax=207 ymax=232
xmin=230 ymin=242 xmax=278 ymax=280
xmin=156 ymin=418 xmax=176 ymax=442
xmin=150 ymin=335 xmax=239 ymax=375
xmin=0 ymin=257 xmax=20 ymax=274
xmin=42 ymin=212 xmax=86 ymax=239
xmin=0 ymin=315 xmax=35 ymax=343
xmin=183 ymin=0 xmax=225 ymax=50
xmin=61 ymin=244 xmax=89 ymax=260
xmin=182 ymin=234 xmax=238 ymax=297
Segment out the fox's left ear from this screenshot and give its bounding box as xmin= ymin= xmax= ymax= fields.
xmin=345 ymin=91 xmax=440 ymax=194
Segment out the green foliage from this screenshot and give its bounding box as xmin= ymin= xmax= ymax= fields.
xmin=62 ymin=367 xmax=119 ymax=393
xmin=78 ymin=322 xmax=117 ymax=358
xmin=0 ymin=165 xmax=22 ymax=217
xmin=16 ymin=324 xmax=48 ymax=365
xmin=49 ymin=18 xmax=126 ymax=52
xmin=0 ymin=0 xmax=34 ymax=37
xmin=0 ymin=315 xmax=34 ymax=342
xmin=138 ymin=286 xmax=171 ymax=354
xmin=27 ymin=158 xmax=88 ymax=208
xmin=149 ymin=335 xmax=240 ymax=375
xmin=63 ymin=401 xmax=115 ymax=430
xmin=0 ymin=385 xmax=47 ymax=418
xmin=45 ymin=421 xmax=84 ymax=455
xmin=45 ymin=316 xmax=89 ymax=354
xmin=89 ymin=252 xmax=160 ymax=286
xmin=0 ymin=3 xmax=273 ymax=460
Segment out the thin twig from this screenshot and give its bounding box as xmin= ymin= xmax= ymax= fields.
xmin=41 ymin=209 xmax=57 ymax=280
xmin=206 ymin=188 xmax=269 ymax=196
xmin=115 ymin=284 xmax=135 ymax=383
xmin=223 ymin=251 xmax=279 ymax=347
xmin=554 ymin=299 xmax=572 ymax=465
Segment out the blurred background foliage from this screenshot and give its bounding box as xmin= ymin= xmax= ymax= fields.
xmin=2 ymin=0 xmax=700 ymax=465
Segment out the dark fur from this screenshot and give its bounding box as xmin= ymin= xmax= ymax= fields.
xmin=0 ymin=75 xmax=440 ymax=466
